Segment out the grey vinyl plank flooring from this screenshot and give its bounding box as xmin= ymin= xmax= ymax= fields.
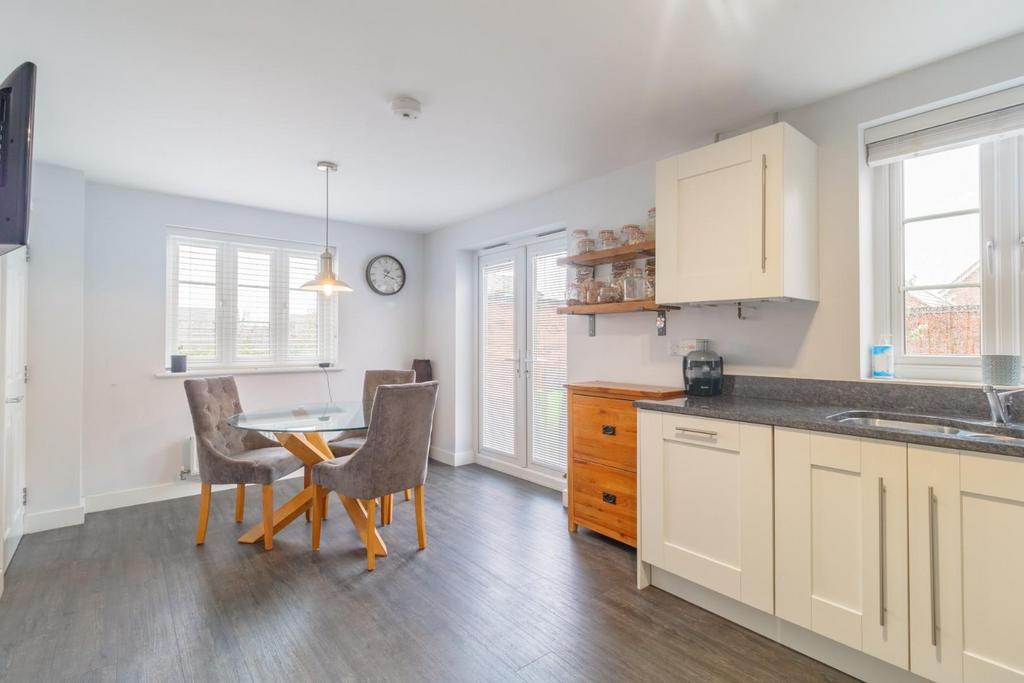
xmin=0 ymin=464 xmax=856 ymax=682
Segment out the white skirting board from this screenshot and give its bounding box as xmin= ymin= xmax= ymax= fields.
xmin=24 ymin=504 xmax=85 ymax=534
xmin=646 ymin=566 xmax=924 ymax=683
xmin=429 ymin=446 xmax=475 ymax=467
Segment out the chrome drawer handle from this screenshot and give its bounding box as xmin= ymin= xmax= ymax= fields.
xmin=928 ymin=486 xmax=939 ymax=647
xmin=674 ymin=426 xmax=718 ymax=439
xmin=879 ymin=477 xmax=887 ymax=627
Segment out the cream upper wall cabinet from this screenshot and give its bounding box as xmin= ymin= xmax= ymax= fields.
xmin=909 ymin=446 xmax=1024 ymax=683
xmin=655 ymin=122 xmax=818 ymax=305
xmin=774 ymin=429 xmax=909 ymax=670
xmin=638 ymin=411 xmax=774 ymax=613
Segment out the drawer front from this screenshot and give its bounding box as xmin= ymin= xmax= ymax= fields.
xmin=572 ymin=460 xmax=636 ymax=545
xmin=572 ymin=394 xmax=637 ymax=471
xmin=661 ymin=413 xmax=741 ymax=452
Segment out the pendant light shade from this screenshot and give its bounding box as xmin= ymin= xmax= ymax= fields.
xmin=301 ymin=160 xmax=352 ymax=295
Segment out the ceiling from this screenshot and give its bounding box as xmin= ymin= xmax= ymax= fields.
xmin=5 ymin=1 xmax=1024 ymax=231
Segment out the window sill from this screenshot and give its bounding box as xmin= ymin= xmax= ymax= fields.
xmin=154 ymin=365 xmax=345 ymax=379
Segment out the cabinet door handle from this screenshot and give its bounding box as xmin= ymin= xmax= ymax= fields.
xmin=878 ymin=477 xmax=887 ymax=627
xmin=928 ymin=486 xmax=939 ymax=647
xmin=601 ymin=492 xmax=617 ymax=505
xmin=761 ymin=153 xmax=767 ymax=274
xmin=674 ymin=426 xmax=718 ymax=439
xmin=601 ymin=425 xmax=616 ymax=436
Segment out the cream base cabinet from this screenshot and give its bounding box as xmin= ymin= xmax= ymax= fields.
xmin=774 ymin=429 xmax=909 ymax=669
xmin=909 ymin=446 xmax=1024 ymax=683
xmin=638 ymin=411 xmax=774 ymax=613
xmin=654 ymin=122 xmax=818 ymax=305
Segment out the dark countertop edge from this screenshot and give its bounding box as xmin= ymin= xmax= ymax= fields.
xmin=633 ymin=398 xmax=1024 ymax=460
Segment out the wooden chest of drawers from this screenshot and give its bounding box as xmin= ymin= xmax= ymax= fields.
xmin=567 ymin=382 xmax=683 ymax=547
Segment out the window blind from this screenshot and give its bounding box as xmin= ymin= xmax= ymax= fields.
xmin=166 ymin=229 xmax=337 ymax=369
xmin=479 ymin=258 xmax=517 ymax=456
xmin=866 ymin=84 xmax=1024 ymax=166
xmin=528 ymin=250 xmax=567 ymax=471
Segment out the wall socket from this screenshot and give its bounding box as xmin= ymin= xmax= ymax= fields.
xmin=669 ymin=338 xmax=702 ymax=358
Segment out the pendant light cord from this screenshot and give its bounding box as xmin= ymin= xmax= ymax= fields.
xmin=324 ymin=167 xmax=330 ymax=249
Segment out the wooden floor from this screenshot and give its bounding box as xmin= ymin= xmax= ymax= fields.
xmin=0 ymin=464 xmax=854 ymax=682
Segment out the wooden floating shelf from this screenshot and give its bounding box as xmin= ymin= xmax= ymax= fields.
xmin=557 ymin=240 xmax=656 ymax=268
xmin=557 ymin=301 xmax=678 ymax=315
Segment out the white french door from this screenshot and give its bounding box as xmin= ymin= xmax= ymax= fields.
xmin=1 ymin=247 xmax=27 ymax=577
xmin=478 ymin=239 xmax=567 ymax=487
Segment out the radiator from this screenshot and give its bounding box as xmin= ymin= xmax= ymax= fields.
xmin=180 ymin=435 xmax=201 ymax=480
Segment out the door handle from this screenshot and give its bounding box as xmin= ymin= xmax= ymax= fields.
xmin=928 ymin=486 xmax=939 ymax=647
xmin=761 ymin=153 xmax=767 ymax=274
xmin=5 ymin=396 xmax=23 ymax=404
xmin=674 ymin=426 xmax=718 ymax=439
xmin=878 ymin=477 xmax=887 ymax=627
xmin=601 ymin=492 xmax=617 ymax=505
xmin=601 ymin=425 xmax=616 ymax=436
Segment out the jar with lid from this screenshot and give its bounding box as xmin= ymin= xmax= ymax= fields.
xmin=597 ymin=281 xmax=623 ymax=304
xmin=645 ymin=207 xmax=656 ymax=242
xmin=576 ymin=237 xmax=595 ymax=254
xmin=565 ymin=281 xmax=582 ymax=306
xmin=622 ymin=223 xmax=645 ymax=246
xmin=621 ymin=267 xmax=648 ymax=301
xmin=570 ymin=229 xmax=591 ymax=255
xmin=581 ymin=279 xmax=602 ymax=304
xmin=598 ymin=229 xmax=619 ymax=250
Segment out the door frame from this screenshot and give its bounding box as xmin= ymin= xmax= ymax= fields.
xmin=475 ymin=234 xmax=567 ymax=491
xmin=1 ymin=246 xmax=27 ymax=576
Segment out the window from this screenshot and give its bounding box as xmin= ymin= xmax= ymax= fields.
xmin=877 ymin=137 xmax=1023 ymax=380
xmin=166 ymin=228 xmax=338 ymax=369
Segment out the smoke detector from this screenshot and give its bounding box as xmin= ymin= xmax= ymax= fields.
xmin=391 ymin=96 xmax=421 ymax=120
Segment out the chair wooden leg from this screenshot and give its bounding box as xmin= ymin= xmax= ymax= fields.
xmin=234 ymin=484 xmax=245 ymax=523
xmin=303 ymin=466 xmax=312 ymax=522
xmin=262 ymin=485 xmax=274 ymax=551
xmin=196 ymin=483 xmax=212 ymax=545
xmin=404 ymin=488 xmax=411 ymax=501
xmin=382 ymin=494 xmax=393 ymax=525
xmin=365 ymin=498 xmax=377 ymax=571
xmin=311 ymin=485 xmax=323 ymax=550
xmin=322 ymin=493 xmax=328 ymax=519
xmin=414 ymin=484 xmax=426 ymax=550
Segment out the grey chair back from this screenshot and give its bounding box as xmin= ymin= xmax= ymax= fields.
xmin=320 ymin=381 xmax=438 ymax=500
xmin=362 ymin=370 xmax=416 ymax=423
xmin=183 ymin=376 xmax=276 ymax=481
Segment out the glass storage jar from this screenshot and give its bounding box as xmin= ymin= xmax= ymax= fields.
xmin=570 ymin=229 xmax=591 ymax=255
xmin=598 ymin=229 xmax=619 ymax=250
xmin=597 ymin=281 xmax=623 ymax=304
xmin=576 ymin=237 xmax=595 ymax=254
xmin=645 ymin=208 xmax=656 ymax=242
xmin=582 ymin=279 xmax=603 ymax=304
xmin=622 ymin=223 xmax=645 ymax=246
xmin=621 ymin=268 xmax=648 ymax=301
xmin=565 ymin=281 xmax=582 ymax=306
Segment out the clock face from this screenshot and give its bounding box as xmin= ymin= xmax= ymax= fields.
xmin=366 ymin=255 xmax=406 ymax=295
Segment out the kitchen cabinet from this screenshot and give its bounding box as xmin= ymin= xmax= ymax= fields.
xmin=774 ymin=429 xmax=909 ymax=669
xmin=908 ymin=446 xmax=1024 ymax=683
xmin=638 ymin=411 xmax=774 ymax=613
xmin=654 ymin=122 xmax=818 ymax=305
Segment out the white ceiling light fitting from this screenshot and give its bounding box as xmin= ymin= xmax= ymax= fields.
xmin=301 ymin=160 xmax=353 ymax=296
xmin=391 ymin=96 xmax=422 ymax=120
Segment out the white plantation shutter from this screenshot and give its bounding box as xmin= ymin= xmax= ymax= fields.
xmin=479 ymin=257 xmax=517 ymax=456
xmin=528 ymin=249 xmax=567 ymax=471
xmin=167 ymin=229 xmax=338 ymax=369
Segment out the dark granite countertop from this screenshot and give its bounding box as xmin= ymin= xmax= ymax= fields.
xmin=634 ymin=394 xmax=1024 ymax=459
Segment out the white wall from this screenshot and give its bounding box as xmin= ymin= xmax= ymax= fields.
xmin=24 ymin=164 xmax=87 ymax=532
xmin=424 ymin=31 xmax=1024 ymax=458
xmin=25 ymin=173 xmax=425 ymax=527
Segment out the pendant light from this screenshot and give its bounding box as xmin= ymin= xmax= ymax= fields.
xmin=301 ymin=160 xmax=352 ymax=295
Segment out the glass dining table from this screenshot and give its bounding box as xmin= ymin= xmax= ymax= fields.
xmin=228 ymin=402 xmax=387 ymax=556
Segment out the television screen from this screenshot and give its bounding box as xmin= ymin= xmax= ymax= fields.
xmin=0 ymin=62 xmax=36 ymax=255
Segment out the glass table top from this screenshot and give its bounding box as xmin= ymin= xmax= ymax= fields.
xmin=228 ymin=402 xmax=365 ymax=433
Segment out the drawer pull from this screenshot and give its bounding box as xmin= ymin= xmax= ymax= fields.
xmin=601 ymin=424 xmax=616 ymax=436
xmin=601 ymin=492 xmax=617 ymax=505
xmin=674 ymin=426 xmax=718 ymax=439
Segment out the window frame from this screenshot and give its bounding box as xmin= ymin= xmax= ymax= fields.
xmin=878 ymin=138 xmax=1023 ymax=382
xmin=165 ymin=227 xmax=338 ymax=371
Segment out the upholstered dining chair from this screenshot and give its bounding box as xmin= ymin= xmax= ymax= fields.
xmin=184 ymin=376 xmax=303 ymax=550
xmin=311 ymin=381 xmax=438 ymax=570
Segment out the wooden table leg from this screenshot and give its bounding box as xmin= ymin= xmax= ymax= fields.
xmin=338 ymin=494 xmax=388 ymax=557
xmin=238 ymin=486 xmax=314 ymax=544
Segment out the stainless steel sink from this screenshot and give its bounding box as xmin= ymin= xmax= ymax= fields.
xmin=826 ymin=410 xmax=1024 ymax=444
xmin=834 ymin=416 xmax=961 ymax=434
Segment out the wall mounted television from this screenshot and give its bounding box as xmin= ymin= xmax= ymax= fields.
xmin=0 ymin=62 xmax=36 ymax=255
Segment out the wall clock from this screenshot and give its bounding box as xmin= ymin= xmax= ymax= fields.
xmin=365 ymin=254 xmax=406 ymax=295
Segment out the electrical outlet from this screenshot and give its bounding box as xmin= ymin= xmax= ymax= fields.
xmin=669 ymin=338 xmax=701 ymax=358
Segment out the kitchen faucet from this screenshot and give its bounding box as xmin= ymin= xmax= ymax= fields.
xmin=982 ymin=384 xmax=1024 ymax=424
